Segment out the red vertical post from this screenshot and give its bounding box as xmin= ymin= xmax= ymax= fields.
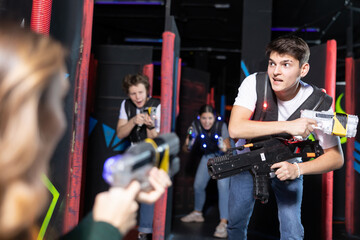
xmin=345 ymin=57 xmax=355 ymax=234
xmin=63 ymin=0 xmax=94 ymax=233
xmin=30 ymin=0 xmax=52 ymax=35
xmin=143 ymin=64 xmax=154 ymax=97
xmin=153 ymin=31 xmax=175 ymax=240
xmin=321 ymin=40 xmax=337 ymax=240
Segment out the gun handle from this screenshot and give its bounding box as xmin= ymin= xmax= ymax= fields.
xmin=253 ymin=173 xmax=269 ymax=204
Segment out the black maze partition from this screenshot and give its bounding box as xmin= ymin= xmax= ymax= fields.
xmin=174 ymin=67 xmax=209 ymax=215
xmin=0 ymin=0 xmax=32 ymax=24
xmin=83 ymin=45 xmax=153 ymax=215
xmin=240 ymin=0 xmax=272 ymax=81
xmin=43 ymin=0 xmax=84 ymax=238
xmin=354 ymin=58 xmax=360 ymax=236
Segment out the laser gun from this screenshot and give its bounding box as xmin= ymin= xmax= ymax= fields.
xmin=208 ymin=136 xmax=324 ymax=203
xmin=187 ymin=126 xmax=196 ymax=151
xmin=300 ymin=110 xmax=358 ymax=138
xmin=137 ymin=107 xmax=157 ymax=130
xmin=103 ymin=133 xmax=180 ymax=190
xmin=142 ymin=106 xmax=156 ymax=122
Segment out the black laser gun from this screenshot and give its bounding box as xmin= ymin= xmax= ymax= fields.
xmin=207 ymin=136 xmax=324 ymax=203
xmin=103 ymin=133 xmax=180 ymax=190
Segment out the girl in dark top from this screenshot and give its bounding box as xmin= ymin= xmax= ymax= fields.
xmin=181 ymin=105 xmax=231 ymax=238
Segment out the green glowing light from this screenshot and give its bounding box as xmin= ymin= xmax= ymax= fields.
xmin=335 ymin=93 xmax=347 ymax=144
xmin=38 ymin=174 xmax=59 ymax=240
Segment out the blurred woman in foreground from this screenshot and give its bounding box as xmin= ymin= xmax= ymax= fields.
xmin=0 ymin=22 xmax=171 ymax=240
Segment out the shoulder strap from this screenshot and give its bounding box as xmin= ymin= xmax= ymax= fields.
xmin=125 ymin=99 xmax=137 ymax=119
xmin=287 ymin=84 xmax=333 ymax=121
xmin=144 ymin=98 xmax=160 ymax=108
xmin=252 ymin=72 xmax=278 ymax=121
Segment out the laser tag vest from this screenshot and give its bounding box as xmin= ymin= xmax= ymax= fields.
xmin=191 ymin=118 xmax=224 ymax=155
xmin=252 ymin=72 xmax=333 ymax=138
xmin=125 ymin=97 xmax=160 ymax=143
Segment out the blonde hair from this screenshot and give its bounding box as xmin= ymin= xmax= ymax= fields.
xmin=0 ymin=23 xmax=66 ymax=239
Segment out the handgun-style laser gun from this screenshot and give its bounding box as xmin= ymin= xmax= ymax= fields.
xmin=103 ymin=133 xmax=180 ymax=190
xmin=142 ymin=107 xmax=156 ymax=122
xmin=301 ymin=110 xmax=358 ymax=138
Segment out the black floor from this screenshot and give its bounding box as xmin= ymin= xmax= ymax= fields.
xmin=169 ymin=204 xmax=360 ymax=240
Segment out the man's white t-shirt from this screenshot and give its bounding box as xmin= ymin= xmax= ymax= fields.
xmin=233 ymin=72 xmax=339 ymax=150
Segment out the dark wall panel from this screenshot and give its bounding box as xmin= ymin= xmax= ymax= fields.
xmin=240 ymin=0 xmax=272 ymax=81
xmin=83 ymin=45 xmax=153 ymax=215
xmin=173 ymin=67 xmax=209 ymax=215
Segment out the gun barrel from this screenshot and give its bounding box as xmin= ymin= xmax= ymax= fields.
xmin=301 ymin=109 xmax=358 ymax=138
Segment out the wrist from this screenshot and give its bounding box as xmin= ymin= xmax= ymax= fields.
xmin=147 ymin=125 xmax=155 ymax=130
xmin=293 ymin=162 xmax=301 ymax=178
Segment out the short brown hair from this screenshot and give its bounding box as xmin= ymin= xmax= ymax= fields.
xmin=266 ymin=35 xmax=310 ymax=66
xmin=122 ymin=73 xmax=150 ymax=95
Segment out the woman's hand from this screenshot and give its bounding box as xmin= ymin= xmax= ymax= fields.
xmin=92 ymin=181 xmax=141 ymax=235
xmin=136 ymin=167 xmax=172 ymax=204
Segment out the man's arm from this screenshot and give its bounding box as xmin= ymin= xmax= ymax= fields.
xmin=228 ymin=105 xmax=317 ymax=139
xmin=271 ymin=143 xmax=344 ymax=181
xmin=116 ymin=118 xmax=136 ymax=139
xmin=298 ymin=144 xmax=344 ymax=174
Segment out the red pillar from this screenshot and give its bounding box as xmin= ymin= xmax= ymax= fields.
xmin=153 ymin=31 xmax=175 ymax=240
xmin=143 ymin=64 xmax=154 ymax=97
xmin=30 ymin=0 xmax=52 ymax=35
xmin=345 ymin=57 xmax=355 ymax=234
xmin=321 ymin=40 xmax=337 ymax=240
xmin=63 ymin=0 xmax=94 ymax=233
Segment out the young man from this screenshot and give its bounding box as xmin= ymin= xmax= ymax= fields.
xmin=116 ymin=73 xmax=161 ymax=240
xmin=227 ymin=35 xmax=344 ymax=239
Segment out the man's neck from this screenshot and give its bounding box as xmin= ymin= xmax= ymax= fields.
xmin=276 ymin=81 xmax=301 ymax=101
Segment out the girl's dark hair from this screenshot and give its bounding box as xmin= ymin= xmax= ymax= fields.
xmin=122 ymin=73 xmax=150 ymax=94
xmin=265 ymin=35 xmax=310 ymax=66
xmin=198 ymin=104 xmax=215 ymax=116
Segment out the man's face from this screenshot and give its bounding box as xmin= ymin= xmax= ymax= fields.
xmin=267 ymin=52 xmax=309 ymax=101
xmin=128 ymin=83 xmax=148 ymax=108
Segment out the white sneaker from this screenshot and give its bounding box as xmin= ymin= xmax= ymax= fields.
xmin=214 ymin=222 xmax=228 ymax=238
xmin=180 ymin=211 xmax=204 ymax=222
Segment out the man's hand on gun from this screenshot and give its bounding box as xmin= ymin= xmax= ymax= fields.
xmin=285 ymin=118 xmax=317 ymax=139
xmin=133 ymin=113 xmax=146 ymax=126
xmin=271 ymin=162 xmax=300 ymax=181
xmin=133 ymin=112 xmax=156 ymax=129
xmin=144 ymin=114 xmax=155 ymax=129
